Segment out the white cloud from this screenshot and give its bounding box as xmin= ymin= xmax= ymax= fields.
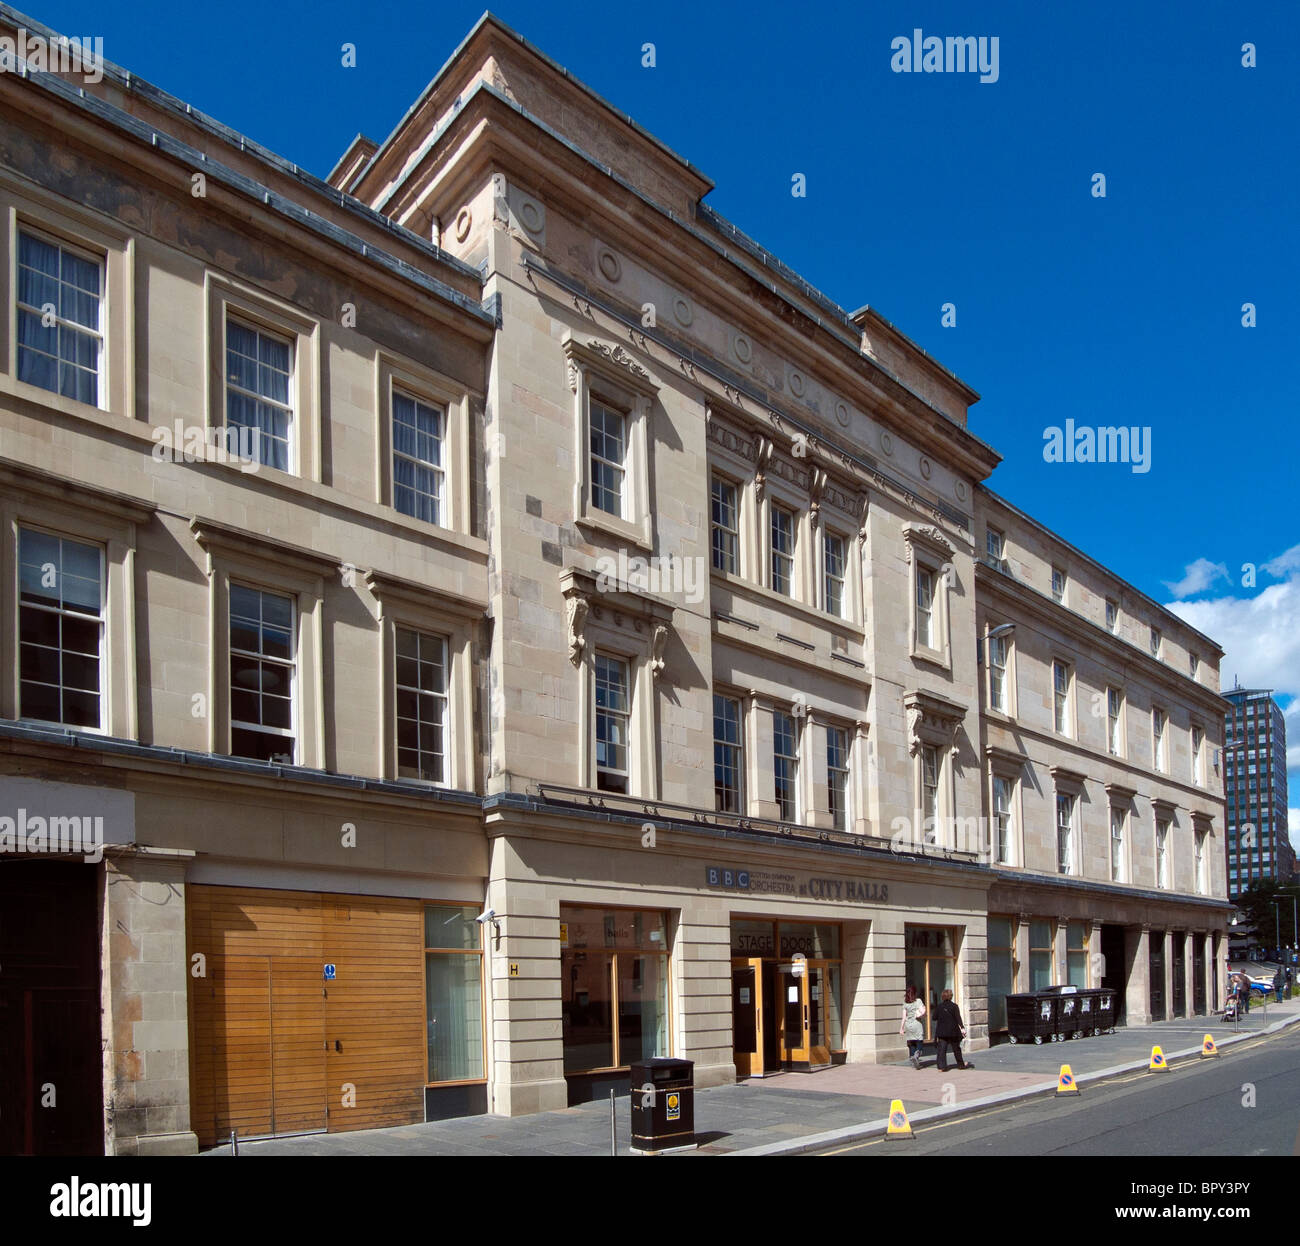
xmin=1167 ymin=548 xmax=1300 ymax=831
xmin=1292 ymin=808 xmax=1300 ymax=836
xmin=1163 ymin=557 xmax=1231 ymax=598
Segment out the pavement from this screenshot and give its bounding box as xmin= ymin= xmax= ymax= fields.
xmin=204 ymin=990 xmax=1300 ymax=1158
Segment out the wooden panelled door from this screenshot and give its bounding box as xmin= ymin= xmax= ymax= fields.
xmin=731 ymin=957 xmax=764 ymax=1077
xmin=776 ymin=961 xmax=833 ymax=1070
xmin=188 ymin=886 xmax=424 ymax=1146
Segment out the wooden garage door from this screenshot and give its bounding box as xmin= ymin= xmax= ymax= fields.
xmin=188 ymin=886 xmax=424 ymax=1146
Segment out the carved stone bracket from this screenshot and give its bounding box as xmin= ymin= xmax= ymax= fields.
xmin=650 ymin=624 xmax=668 ymax=680
xmin=903 ymin=689 xmax=966 ymax=757
xmin=567 ymin=595 xmax=589 ymax=666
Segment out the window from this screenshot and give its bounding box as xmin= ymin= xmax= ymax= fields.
xmin=1110 ymin=807 xmax=1126 ymax=883
xmin=823 ymin=531 xmax=847 ymax=618
xmin=1051 ymin=566 xmax=1066 ymax=603
xmin=770 ymin=505 xmax=795 ymax=596
xmin=229 ymin=584 xmax=295 ymax=762
xmin=225 ymin=318 xmax=293 ymax=471
xmin=916 ymin=566 xmax=935 ymax=649
xmin=826 ymin=725 xmax=849 ymax=831
xmin=1152 ymin=707 xmax=1166 ymax=773
xmin=1195 ymin=829 xmax=1207 ymax=894
xmin=1105 ymin=598 xmax=1118 ymax=632
xmin=595 ymin=653 xmax=630 ymax=792
xmin=1190 ymin=652 xmax=1199 ymax=678
xmin=1150 ymin=626 xmax=1161 ymax=657
xmin=1191 ymin=725 xmax=1203 ymax=786
xmin=989 ymin=633 xmax=1009 ymax=712
xmin=589 ymin=401 xmax=627 ymax=517
xmin=713 ymin=693 xmax=743 ymax=813
xmin=1056 ymin=793 xmax=1075 ymax=875
xmin=392 ymin=391 xmax=445 ymax=525
xmin=1107 ymin=687 xmax=1123 ymax=755
xmin=992 ymin=775 xmax=1014 ymax=865
xmin=16 ymin=230 xmax=103 ymax=406
xmin=773 ymin=709 xmax=800 ymax=822
xmin=1156 ymin=820 xmax=1170 ymax=889
xmin=986 ymin=528 xmax=1004 ymax=562
xmin=560 ymin=906 xmax=669 ymax=1073
xmin=1053 ymin=661 xmax=1072 ymax=735
xmin=921 ymin=745 xmax=940 ymax=838
xmin=710 ymin=476 xmax=739 ymax=574
xmin=18 ymin=528 xmax=103 ymax=728
xmin=395 ymin=628 xmax=448 ymax=784
xmin=423 ymin=905 xmax=485 ymax=1084
xmin=1066 ymin=924 xmax=1089 ymax=988
xmin=1029 ymin=920 xmax=1054 ymax=991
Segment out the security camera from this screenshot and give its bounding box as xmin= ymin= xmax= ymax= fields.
xmin=476 ymin=908 xmax=497 ymax=924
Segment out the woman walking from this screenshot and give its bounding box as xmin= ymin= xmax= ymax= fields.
xmin=900 ymin=982 xmax=926 ymax=1069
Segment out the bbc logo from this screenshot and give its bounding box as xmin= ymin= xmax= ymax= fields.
xmin=706 ymin=867 xmax=750 ymax=889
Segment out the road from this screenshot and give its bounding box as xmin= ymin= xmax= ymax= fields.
xmin=818 ymin=1026 xmax=1300 ymax=1156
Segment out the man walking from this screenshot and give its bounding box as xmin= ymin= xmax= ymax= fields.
xmin=1274 ymin=965 xmax=1285 ymax=1004
xmin=933 ymin=988 xmax=972 ymax=1071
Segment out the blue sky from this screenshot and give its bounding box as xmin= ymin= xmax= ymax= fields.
xmin=31 ymin=0 xmax=1300 ymax=820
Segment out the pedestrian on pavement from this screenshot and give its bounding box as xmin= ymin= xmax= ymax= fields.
xmin=933 ymin=988 xmax=973 ymax=1071
xmin=1236 ymin=972 xmax=1251 ymax=1016
xmin=1274 ymin=966 xmax=1285 ymax=1004
xmin=900 ymin=983 xmax=926 ymax=1068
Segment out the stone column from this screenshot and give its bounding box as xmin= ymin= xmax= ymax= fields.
xmin=1184 ymin=931 xmax=1198 ymax=1017
xmin=1125 ymin=926 xmax=1151 ymax=1026
xmin=1014 ymin=917 xmax=1031 ymax=992
xmin=486 ymin=859 xmax=566 ymax=1117
xmin=1162 ymin=929 xmax=1175 ymax=1020
xmin=674 ymin=901 xmax=735 ymax=1091
xmin=963 ymin=916 xmax=989 ymax=1050
xmin=855 ymin=911 xmax=907 ymax=1063
xmin=103 ymin=847 xmax=197 ymax=1155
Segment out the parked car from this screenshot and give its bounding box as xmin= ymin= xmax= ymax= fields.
xmin=1248 ymin=975 xmax=1275 ymax=995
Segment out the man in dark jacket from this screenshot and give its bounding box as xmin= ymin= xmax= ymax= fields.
xmin=932 ymin=989 xmax=972 ymax=1071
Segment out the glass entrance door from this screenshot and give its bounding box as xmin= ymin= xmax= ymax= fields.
xmin=778 ymin=963 xmax=810 ymax=1065
xmin=730 ymin=957 xmax=764 ymax=1077
xmin=806 ymin=960 xmax=833 ymax=1069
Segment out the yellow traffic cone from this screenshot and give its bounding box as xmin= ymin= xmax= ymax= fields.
xmin=1200 ymin=1034 xmax=1220 ymax=1059
xmin=1055 ymin=1064 xmax=1080 ymax=1096
xmin=886 ymin=1098 xmax=915 ymax=1140
xmin=1149 ymin=1045 xmax=1168 ymax=1071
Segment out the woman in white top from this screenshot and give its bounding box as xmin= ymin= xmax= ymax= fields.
xmin=900 ymin=982 xmax=926 ymax=1069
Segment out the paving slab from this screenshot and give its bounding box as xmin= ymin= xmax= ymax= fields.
xmin=204 ymin=995 xmax=1300 ymax=1158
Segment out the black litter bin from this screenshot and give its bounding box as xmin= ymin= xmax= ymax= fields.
xmin=1054 ymin=990 xmax=1082 ymax=1041
xmin=1076 ymin=989 xmax=1097 ymax=1037
xmin=1005 ymin=992 xmax=1056 ymax=1045
xmin=629 ymin=1057 xmax=695 ymax=1153
xmin=1094 ymin=989 xmax=1117 ymax=1033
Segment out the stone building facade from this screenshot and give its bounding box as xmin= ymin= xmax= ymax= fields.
xmin=0 ymin=8 xmax=1228 ymax=1154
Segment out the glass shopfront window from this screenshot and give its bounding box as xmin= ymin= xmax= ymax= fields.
xmin=1029 ymin=920 xmax=1054 ymax=990
xmin=561 ymin=905 xmax=669 ymax=1073
xmin=1066 ymin=924 xmax=1089 ymax=987
xmin=423 ymin=904 xmax=485 ymax=1084
xmin=987 ymin=916 xmax=1015 ymax=1032
xmin=904 ymin=925 xmax=958 ymax=1041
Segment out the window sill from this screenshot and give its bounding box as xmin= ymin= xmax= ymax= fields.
xmin=575 ymin=510 xmax=652 ymax=554
xmin=710 ymin=570 xmax=866 ymax=639
xmin=910 ymin=645 xmax=951 ymax=673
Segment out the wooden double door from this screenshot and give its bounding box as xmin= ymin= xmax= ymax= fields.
xmin=731 ymin=957 xmax=833 ymax=1076
xmin=187 ymin=886 xmax=426 ymax=1145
